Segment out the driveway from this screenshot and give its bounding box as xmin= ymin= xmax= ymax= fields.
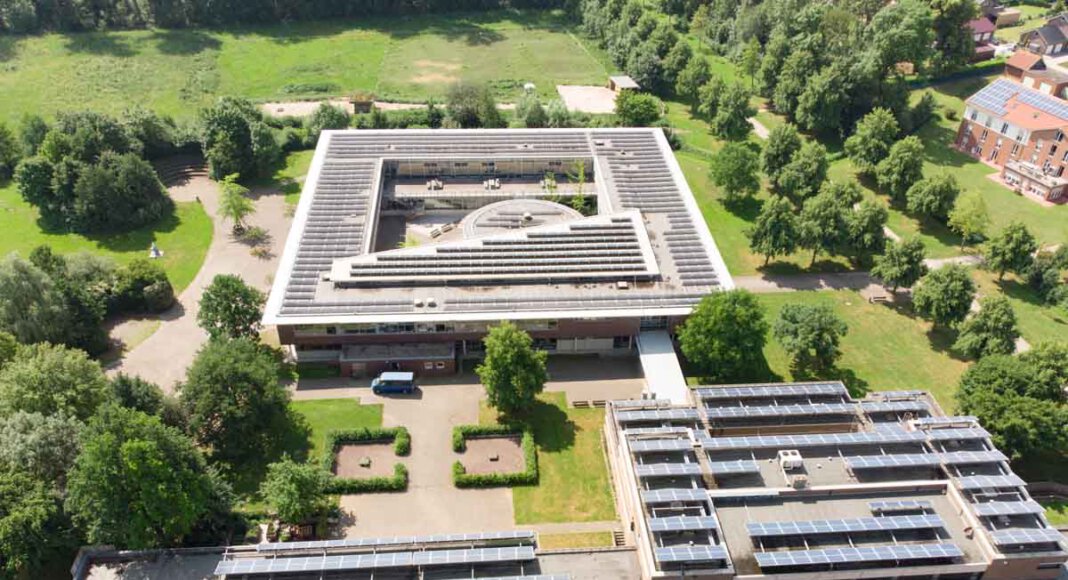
xmin=108 ymin=171 xmax=293 ymax=392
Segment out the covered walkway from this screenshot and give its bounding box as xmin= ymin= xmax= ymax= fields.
xmin=636 ymin=331 xmax=689 ymax=404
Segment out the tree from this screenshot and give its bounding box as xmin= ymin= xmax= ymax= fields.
xmin=846 ymin=199 xmax=889 ymax=259
xmin=615 ymin=91 xmax=662 ymax=127
xmin=773 ymin=303 xmax=849 ymax=371
xmin=948 ymin=190 xmax=990 ymax=248
xmin=304 ymin=103 xmax=350 ymax=141
xmin=662 ymin=39 xmax=692 ymax=86
xmin=70 ymin=151 xmax=173 ymax=233
xmin=477 ymin=322 xmax=548 ymax=417
xmin=710 ymin=83 xmax=755 ymax=141
xmin=0 ymin=471 xmax=68 ymax=578
xmin=708 ymin=143 xmax=760 ymax=202
xmin=0 ymin=123 xmax=19 ymax=180
xmin=739 ymin=36 xmax=761 ymax=85
xmin=111 ymin=373 xmax=166 ymax=416
xmin=521 ymin=98 xmax=548 ymax=129
xmin=260 ymin=457 xmax=332 ymax=525
xmin=875 ymin=136 xmax=925 ymax=200
xmin=954 ymin=295 xmax=1020 ymax=359
xmin=762 ymin=123 xmax=802 ymax=185
xmin=217 ymin=173 xmax=255 ymax=232
xmin=777 ymin=141 xmax=829 ymax=201
xmin=912 ymin=265 xmax=976 ymax=328
xmin=0 ymin=254 xmax=69 ymax=347
xmin=756 ymin=27 xmax=790 ymax=97
xmin=201 ymin=97 xmax=272 ymax=180
xmin=867 ymin=0 xmax=935 ymax=72
xmin=929 ymin=0 xmax=978 ymax=73
xmin=0 ymin=331 xmax=15 ymax=368
xmin=111 ymin=258 xmax=175 ymax=313
xmin=957 ymin=389 xmax=1067 ymax=461
xmin=678 ymin=290 xmax=769 ymax=382
xmin=696 ymin=77 xmax=725 ymax=119
xmin=197 ymin=274 xmax=266 ymax=341
xmin=180 ymin=338 xmax=297 ymax=474
xmin=984 ymin=222 xmax=1037 ymax=281
xmin=871 ymin=238 xmax=928 ymax=292
xmin=18 ymin=114 xmax=48 ymax=157
xmin=445 ymin=83 xmax=503 ymax=129
xmin=0 ymin=411 xmax=82 ymax=488
xmin=844 ymin=108 xmax=900 ymax=174
xmin=905 ymin=172 xmax=960 ymax=221
xmin=626 ymin=42 xmax=665 ymax=94
xmin=675 ymin=56 xmax=712 ymax=105
xmin=799 ymin=189 xmax=849 ymax=266
xmin=0 ymin=342 xmax=112 ymax=421
xmin=65 ymin=406 xmax=225 ymax=549
xmin=1020 ymin=342 xmax=1068 ymax=396
xmin=749 ymin=196 xmax=799 ymax=266
xmin=959 ymin=353 xmax=1061 ymax=402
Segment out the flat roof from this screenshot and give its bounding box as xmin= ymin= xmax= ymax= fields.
xmin=264 ymin=129 xmax=732 ymax=326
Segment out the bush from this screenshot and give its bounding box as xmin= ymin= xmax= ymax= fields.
xmin=451 ymin=424 xmax=521 ymax=452
xmin=393 ymin=427 xmax=411 ymax=456
xmin=452 ymin=430 xmax=538 ymax=488
xmin=111 ymin=258 xmax=174 ymax=313
xmin=944 ymin=108 xmax=958 ymax=121
xmin=324 ymin=463 xmax=408 ymax=494
xmin=318 ymin=427 xmax=411 ymax=492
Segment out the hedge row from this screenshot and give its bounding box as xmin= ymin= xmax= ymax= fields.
xmin=451 ymin=424 xmax=523 ymax=452
xmin=325 ymin=463 xmax=409 ymax=494
xmin=452 ymin=430 xmax=538 ymax=488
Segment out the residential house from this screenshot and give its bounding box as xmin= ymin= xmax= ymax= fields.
xmin=968 ymin=17 xmax=997 ymax=61
xmin=1021 ymin=13 xmax=1068 ymax=55
xmin=1005 ymin=50 xmax=1045 ymax=79
xmin=957 ymin=77 xmax=1068 ymax=200
xmin=977 ymin=0 xmax=1021 ymax=27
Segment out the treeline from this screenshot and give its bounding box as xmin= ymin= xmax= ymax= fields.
xmin=0 ymin=0 xmax=566 ymax=32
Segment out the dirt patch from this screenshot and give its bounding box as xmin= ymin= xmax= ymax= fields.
xmin=556 ymin=85 xmax=617 ymax=114
xmin=333 ymin=443 xmax=400 ymax=478
xmin=413 ymin=60 xmax=462 ymax=71
xmin=411 ymin=71 xmax=459 ymax=85
xmin=459 ymin=437 xmax=524 ymax=475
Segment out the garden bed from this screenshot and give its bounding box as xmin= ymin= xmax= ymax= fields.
xmin=333 ymin=443 xmax=401 ymax=478
xmin=321 ymin=427 xmax=410 ymax=493
xmin=459 ymin=437 xmax=525 ymax=475
xmin=452 ymin=425 xmax=537 ymax=488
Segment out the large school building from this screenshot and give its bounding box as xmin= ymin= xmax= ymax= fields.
xmin=264 ymin=128 xmax=732 ymax=377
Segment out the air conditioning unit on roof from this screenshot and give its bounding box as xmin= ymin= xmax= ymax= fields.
xmin=778 ymin=449 xmax=803 ymax=471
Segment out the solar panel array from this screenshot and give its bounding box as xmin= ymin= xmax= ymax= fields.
xmin=924 ymin=427 xmax=991 ymax=441
xmin=754 ymin=542 xmax=963 ymax=569
xmin=707 ymin=460 xmax=760 ymax=475
xmin=747 ymin=515 xmax=945 ymax=538
xmin=654 ymin=545 xmax=729 ymax=563
xmin=616 ymin=408 xmax=701 ymax=423
xmin=860 ymin=401 xmax=931 ymax=414
xmin=648 ymin=515 xmax=719 ymax=532
xmin=940 ymin=450 xmax=1007 ymax=465
xmin=973 ymin=501 xmax=1046 ymax=517
xmin=623 ymin=426 xmax=691 ymax=436
xmin=969 ymin=77 xmax=1068 ymax=121
xmin=913 ymin=416 xmax=979 ymax=427
xmin=874 ymin=390 xmax=926 ymax=400
xmin=703 ymin=403 xmax=858 ymax=420
xmin=694 ymin=383 xmax=847 ymax=400
xmin=635 ymin=462 xmax=704 ymax=478
xmin=641 ymin=488 xmax=708 ymax=504
xmin=956 ymin=474 xmax=1027 ymax=490
xmin=844 ymin=453 xmax=943 ymax=470
xmin=698 ymin=427 xmax=927 ymax=450
xmin=256 ymin=530 xmax=534 ymax=553
xmin=989 ymin=528 xmax=1066 ymax=547
xmin=869 ymin=500 xmax=934 ymax=515
xmin=215 ymin=546 xmax=535 ymax=576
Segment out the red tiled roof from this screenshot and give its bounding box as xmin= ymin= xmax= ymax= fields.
xmin=968 ymin=17 xmax=996 ymax=34
xmin=1006 ymin=50 xmax=1043 ymax=70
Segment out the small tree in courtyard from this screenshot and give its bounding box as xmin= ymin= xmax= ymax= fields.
xmin=260 ymin=456 xmax=332 ymax=525
xmin=773 ymin=302 xmax=848 ymax=372
xmin=912 ymin=265 xmax=976 ymax=328
xmin=198 ymin=274 xmax=266 ymax=341
xmin=218 ymin=174 xmax=255 ymax=234
xmin=477 ymin=322 xmax=548 ymax=417
xmin=871 ymin=238 xmax=927 ymax=293
xmin=678 ymin=290 xmax=769 ymax=382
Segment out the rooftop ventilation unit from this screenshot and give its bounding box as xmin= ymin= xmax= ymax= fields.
xmin=778 ymin=450 xmax=803 ymax=471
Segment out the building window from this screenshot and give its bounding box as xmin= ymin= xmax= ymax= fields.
xmin=1053 ymin=144 xmax=1059 ymax=155
xmin=1061 ymin=150 xmax=1068 ymax=162
xmin=969 ymin=109 xmax=978 ymax=121
xmin=1000 ymin=122 xmax=1009 ymax=134
xmin=434 ymin=361 xmax=446 ymax=369
xmin=1011 ymin=143 xmax=1021 ymax=156
xmin=1036 ymin=139 xmax=1044 ymax=151
xmin=1056 ymin=130 xmax=1064 ymax=142
xmin=980 ymin=129 xmax=988 ymax=142
xmin=424 ymin=361 xmax=434 ymax=370
xmin=1016 ymin=130 xmax=1025 ymax=142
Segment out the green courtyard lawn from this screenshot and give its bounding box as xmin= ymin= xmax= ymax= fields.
xmin=0 ymin=180 xmax=212 ymax=293
xmin=972 ymin=270 xmax=1068 ymax=345
xmin=0 ymin=10 xmax=607 ymax=124
xmin=290 ymin=398 xmax=384 ymax=460
xmin=481 ymin=392 xmax=616 ymax=524
xmin=752 ymin=290 xmax=969 ymax=409
xmin=253 ymin=149 xmax=315 ymax=206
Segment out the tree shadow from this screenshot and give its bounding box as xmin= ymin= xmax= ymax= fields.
xmin=758 ymin=259 xmax=855 ymax=276
xmin=78 ymin=208 xmax=182 ymax=253
xmin=925 ymin=325 xmax=968 ymax=362
xmin=503 ymin=398 xmax=576 ymax=453
xmin=63 ymin=33 xmax=136 ymax=57
xmin=231 ymin=409 xmax=313 ymax=496
xmin=792 ymin=365 xmax=871 ymax=399
xmin=386 ymin=18 xmax=506 ymax=46
xmin=998 ymin=278 xmax=1065 ymax=313
xmin=149 ymin=29 xmax=222 ymax=55
xmin=0 ymin=35 xmax=15 ymax=62
xmin=721 ymin=195 xmax=762 ymax=221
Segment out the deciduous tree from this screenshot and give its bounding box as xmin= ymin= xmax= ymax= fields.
xmin=905 ymin=172 xmax=960 ymax=221
xmin=948 ymin=190 xmax=990 ymax=247
xmin=477 ymin=321 xmax=548 ymax=417
xmin=260 ymin=456 xmax=332 ymax=525
xmin=615 ymin=91 xmax=662 ymax=127
xmin=678 ymin=290 xmax=769 ymax=382
xmin=844 ymin=108 xmax=900 ymax=174
xmin=777 ymin=141 xmax=829 ymax=201
xmin=0 ymin=411 xmax=81 ymax=488
xmin=762 ymin=123 xmax=802 ymax=186
xmin=799 ymin=189 xmax=849 ymax=265
xmin=912 ymin=264 xmax=976 ymax=328
xmin=875 ymin=136 xmax=924 ymax=200
xmin=710 ymin=83 xmax=755 ymax=141
xmin=0 ymin=471 xmax=68 ymax=578
xmin=954 ymin=295 xmax=1019 ymax=359
xmin=773 ymin=302 xmax=848 ymax=371
xmin=0 ymin=342 xmax=112 ymax=420
xmin=984 ymin=222 xmax=1037 ymax=281
xmin=217 ymin=174 xmax=255 ymax=232
xmin=197 ymin=274 xmax=266 ymax=341
xmin=708 ymin=142 xmax=760 ymax=202
xmin=748 ymin=196 xmax=799 ymax=266
xmin=871 ymin=238 xmax=928 ymax=292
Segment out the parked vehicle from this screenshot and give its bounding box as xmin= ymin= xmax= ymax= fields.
xmin=371 ymin=371 xmax=416 ymax=395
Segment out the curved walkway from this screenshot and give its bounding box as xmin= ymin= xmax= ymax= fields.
xmin=108 ymin=170 xmax=293 ymax=392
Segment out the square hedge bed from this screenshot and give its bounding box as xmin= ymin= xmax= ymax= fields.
xmin=321 ymin=427 xmax=410 ymax=493
xmin=451 ymin=425 xmax=538 ymax=488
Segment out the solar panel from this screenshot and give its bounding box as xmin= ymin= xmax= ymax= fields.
xmin=635 ymin=462 xmax=704 ymax=478
xmin=654 ymin=544 xmax=729 ymax=564
xmin=694 ymin=383 xmax=847 ymax=400
xmin=256 ymin=530 xmax=535 ymax=553
xmin=617 ymin=408 xmax=701 ymax=423
xmin=412 ymin=546 xmax=535 ymax=566
xmin=747 ymin=514 xmax=945 ymax=538
xmin=754 ymin=542 xmax=963 ymax=569
xmin=697 ymin=427 xmax=927 ymax=451
xmin=624 ymin=426 xmax=692 ymax=436
xmin=912 ymin=416 xmax=979 ymax=427
xmin=956 ymin=474 xmax=1026 ymax=490
xmin=703 ymin=403 xmax=857 ymax=419
xmin=860 ymin=401 xmax=931 ymax=414
xmin=844 ymin=453 xmax=943 ymax=470
xmin=940 ymin=450 xmax=1007 ymax=465
xmin=989 ymin=528 xmax=1066 ymax=547
xmin=630 ymin=438 xmax=694 ymax=453
xmin=973 ymin=501 xmax=1046 ymax=517
xmin=707 ymin=460 xmax=760 ymax=475
xmin=641 ymin=488 xmax=709 ymax=504
xmin=216 ymin=546 xmax=536 ymax=575
xmin=648 ymin=515 xmax=719 ymax=532
xmin=873 ymin=390 xmax=925 ymax=400
xmin=869 ymin=500 xmax=934 ymax=515
xmin=924 ymin=427 xmax=991 ymax=441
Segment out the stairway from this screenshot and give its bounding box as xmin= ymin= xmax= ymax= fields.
xmin=153 ymin=154 xmax=209 ymax=187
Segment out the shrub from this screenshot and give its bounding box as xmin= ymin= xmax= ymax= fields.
xmin=451 ymin=424 xmax=523 ymax=453
xmin=944 ymin=108 xmax=958 ymax=121
xmin=111 ymin=258 xmax=174 ymax=313
xmin=324 ymin=463 xmax=408 ymax=494
xmin=393 ymin=427 xmax=411 ymax=456
xmin=319 ymin=427 xmax=411 ymax=492
xmin=452 ymin=430 xmax=538 ymax=488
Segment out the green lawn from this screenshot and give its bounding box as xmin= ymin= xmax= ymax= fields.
xmin=995 ymin=5 xmax=1048 ymax=43
xmin=0 ymin=180 xmax=213 ymax=292
xmin=290 ymin=398 xmax=383 ymax=460
xmin=1042 ymin=500 xmax=1068 ymax=526
xmin=537 ymin=531 xmax=614 ymax=549
xmin=254 ymin=149 xmax=315 ymax=206
xmin=753 ymin=291 xmax=970 ymax=410
xmin=0 ymin=10 xmax=607 ymax=124
xmin=973 ymin=270 xmax=1068 ymax=345
xmin=481 ymin=392 xmax=616 ymax=524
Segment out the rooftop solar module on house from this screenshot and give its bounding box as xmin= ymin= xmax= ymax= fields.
xmin=635 ymin=462 xmax=705 ymax=478
xmin=939 ymin=450 xmax=1007 ymax=465
xmin=969 ymin=78 xmax=1068 ymax=121
xmin=754 ymin=542 xmax=963 ymax=569
xmin=707 ymin=460 xmax=761 ymax=475
xmin=955 ymin=474 xmax=1027 ymax=490
xmin=641 ymin=488 xmax=709 ymax=504
xmin=989 ymin=528 xmax=1066 ymax=548
xmin=702 ymin=403 xmax=858 ymax=420
xmin=747 ymin=514 xmax=945 ymax=538
xmin=654 ymin=545 xmax=730 ymax=564
xmin=616 ymin=408 xmax=701 ymax=423
xmin=873 ymin=390 xmax=926 ymax=400
xmin=648 ymin=515 xmax=719 ymax=532
xmin=844 ymin=453 xmax=943 ymax=470
xmin=693 ymin=383 xmax=847 ymax=400
xmin=697 ymin=427 xmax=927 ymax=451
xmin=869 ymin=500 xmax=934 ymax=515
xmin=255 ymin=530 xmax=535 ymax=553
xmin=629 ymin=438 xmax=694 ymax=453
xmin=973 ymin=501 xmax=1046 ymax=517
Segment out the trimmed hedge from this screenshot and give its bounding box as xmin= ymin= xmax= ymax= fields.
xmin=320 ymin=426 xmax=411 ymax=493
xmin=451 ymin=424 xmax=521 ymax=452
xmin=452 ymin=430 xmax=538 ymax=488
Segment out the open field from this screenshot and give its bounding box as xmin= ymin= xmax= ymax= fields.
xmin=0 ymin=180 xmax=213 ymax=292
xmin=0 ymin=10 xmax=607 ymax=124
xmin=290 ymin=398 xmax=384 ymax=459
xmin=481 ymin=392 xmax=616 ymax=524
xmin=753 ymin=291 xmax=970 ymax=409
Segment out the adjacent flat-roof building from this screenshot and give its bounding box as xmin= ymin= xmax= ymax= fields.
xmin=605 ymin=382 xmax=1067 ymax=579
xmin=265 ymin=129 xmax=732 ymax=376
